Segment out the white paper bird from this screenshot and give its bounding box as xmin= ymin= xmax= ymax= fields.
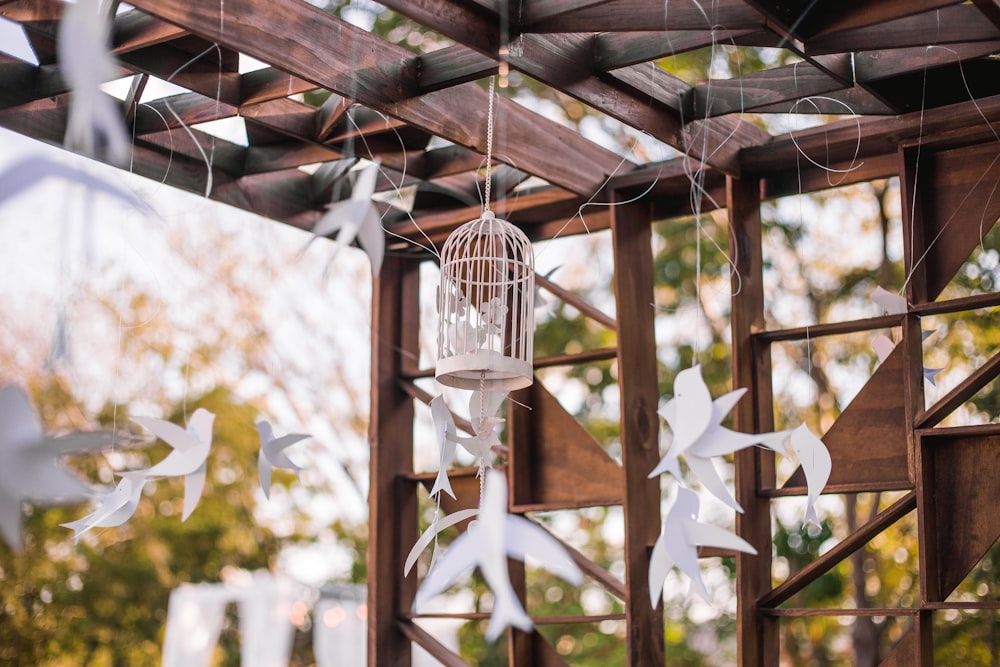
xmin=429 ymin=395 xmax=458 ymax=499
xmin=57 ymin=0 xmax=130 ymax=164
xmin=0 ymin=156 xmax=155 ymax=214
xmin=414 ymin=469 xmax=582 ymax=641
xmin=404 ymin=507 xmax=479 ymax=576
xmin=871 ymin=286 xmax=907 ymax=315
xmin=0 ymin=385 xmax=116 ymax=550
xmin=132 ymin=409 xmax=214 ymax=521
xmin=441 ymin=390 xmax=507 ymax=462
xmin=666 ymin=365 xmax=714 ymax=454
xmin=650 ymin=366 xmax=791 ymax=513
xmin=256 ymin=420 xmax=309 ymax=500
xmin=649 ymin=487 xmax=757 ymax=606
xmin=311 ymin=159 xmax=385 ymax=277
xmin=60 ymin=471 xmax=147 ymax=542
xmin=786 ymin=425 xmax=832 ymax=525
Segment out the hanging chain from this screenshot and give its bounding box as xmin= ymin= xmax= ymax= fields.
xmin=483 ymin=75 xmax=497 ymax=214
xmin=478 ymin=370 xmax=487 ymax=506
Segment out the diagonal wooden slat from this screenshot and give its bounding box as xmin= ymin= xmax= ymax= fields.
xmin=112 ymin=9 xmax=188 ymax=53
xmin=397 ymin=620 xmax=471 ymax=667
xmin=595 ymin=29 xmax=757 ymax=71
xmin=683 ymin=55 xmax=853 ymax=118
xmin=785 ymin=344 xmax=911 ymax=491
xmin=973 ymin=0 xmax=1000 ymax=30
xmin=878 ymin=627 xmax=920 ymax=667
xmin=758 ymin=492 xmax=917 ymax=608
xmin=913 ymin=140 xmax=1000 ymax=300
xmin=508 ymin=379 xmax=623 ymax=510
xmin=126 ymin=0 xmax=626 ymax=196
xmin=917 ymin=350 xmax=1000 ymax=429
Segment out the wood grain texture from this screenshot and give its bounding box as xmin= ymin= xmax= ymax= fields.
xmin=611 ymin=195 xmax=665 ymax=666
xmin=368 ymin=257 xmax=420 ymax=667
xmin=923 ymin=430 xmax=1000 ymax=600
xmin=728 ymin=175 xmax=778 ymax=667
xmin=127 ymin=0 xmax=626 ymax=195
xmin=508 ymin=379 xmax=623 ymax=510
xmin=785 ymin=345 xmax=911 ymax=490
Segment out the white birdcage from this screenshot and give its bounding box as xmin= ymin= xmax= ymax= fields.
xmin=436 ymin=211 xmax=535 ymax=391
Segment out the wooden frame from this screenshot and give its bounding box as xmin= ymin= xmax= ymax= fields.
xmin=2 ymin=1 xmax=999 ymax=664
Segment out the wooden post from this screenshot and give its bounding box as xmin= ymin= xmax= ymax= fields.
xmin=728 ymin=175 xmax=778 ymax=666
xmin=368 ymin=255 xmax=420 ymax=667
xmin=610 ymin=194 xmax=665 ymax=666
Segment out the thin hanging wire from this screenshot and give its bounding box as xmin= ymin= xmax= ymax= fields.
xmin=483 ymin=75 xmax=497 ymax=214
xmin=478 ymin=370 xmax=487 ymax=506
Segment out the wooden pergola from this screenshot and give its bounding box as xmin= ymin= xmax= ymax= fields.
xmin=3 ymin=1 xmax=1000 ymax=664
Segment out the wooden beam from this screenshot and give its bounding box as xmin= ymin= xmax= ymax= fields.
xmin=684 ymin=56 xmax=852 ymax=118
xmin=806 ymin=4 xmax=1000 ymax=55
xmin=369 ymin=257 xmax=420 ymax=667
xmin=610 ymin=194 xmax=664 ymax=666
xmin=377 ymin=0 xmax=770 ymax=175
xmin=415 ymin=44 xmax=497 ymax=94
xmin=758 ymin=492 xmax=917 ymax=608
xmin=728 ymin=174 xmax=777 ymax=667
xmin=525 ymin=0 xmax=763 ymax=32
xmin=126 ymin=0 xmax=626 ymax=195
xmin=973 ymin=0 xmax=1000 ymax=30
xmin=594 ymin=29 xmax=756 ymax=71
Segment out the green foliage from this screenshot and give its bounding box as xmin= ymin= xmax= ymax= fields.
xmin=0 ymin=387 xmax=282 ymax=665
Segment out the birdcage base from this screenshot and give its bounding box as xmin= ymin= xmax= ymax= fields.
xmin=435 ymin=351 xmax=533 ymax=391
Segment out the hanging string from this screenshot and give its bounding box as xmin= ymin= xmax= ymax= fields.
xmin=478 ymin=370 xmax=487 ymax=506
xmin=483 ymin=75 xmax=497 ymax=214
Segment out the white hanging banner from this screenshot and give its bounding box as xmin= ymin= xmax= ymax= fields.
xmin=238 ymin=579 xmax=298 ymax=667
xmin=162 ymin=587 xmax=227 ymax=667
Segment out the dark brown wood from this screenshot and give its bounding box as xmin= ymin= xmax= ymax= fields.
xmin=595 ymin=29 xmax=754 ymax=71
xmin=785 ymin=345 xmax=911 ymax=490
xmin=728 ymin=174 xmax=777 ymax=667
xmin=378 ymin=0 xmax=768 ymax=174
xmin=416 ymin=45 xmax=497 ymax=94
xmin=973 ymin=0 xmax=1000 ymax=29
xmin=368 ymin=256 xmax=420 ymax=667
xmin=127 ymin=0 xmax=628 ymax=195
xmin=610 ymin=194 xmax=665 ymax=666
xmin=909 ymin=141 xmax=1000 ymax=300
xmin=685 ymin=56 xmax=852 ymax=118
xmin=508 ymin=380 xmax=624 ymax=509
xmin=806 ymin=4 xmax=999 ymax=55
xmin=397 ymin=620 xmax=471 ymax=667
xmin=879 ymin=628 xmax=920 ymax=667
xmin=922 ymin=430 xmax=1000 ymax=600
xmin=526 ymin=0 xmax=763 ymax=32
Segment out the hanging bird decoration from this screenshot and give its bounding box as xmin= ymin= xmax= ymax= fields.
xmin=649 ymin=486 xmax=757 ymax=605
xmin=57 ymin=0 xmax=130 ymax=165
xmin=414 ymin=469 xmax=582 ymax=641
xmin=310 ymin=159 xmax=385 ymax=277
xmin=256 ymin=420 xmax=310 ymax=500
xmin=131 ymin=409 xmax=215 ymax=521
xmin=60 ymin=471 xmax=147 ymax=542
xmin=0 ymin=385 xmax=116 ymax=550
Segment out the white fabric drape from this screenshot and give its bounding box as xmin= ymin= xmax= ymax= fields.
xmin=162 ymin=587 xmax=227 ymax=667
